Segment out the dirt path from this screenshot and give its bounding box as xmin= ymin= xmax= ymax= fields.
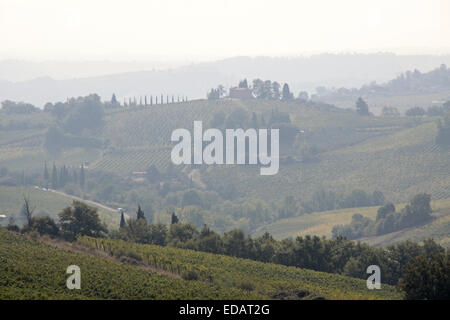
xmin=48 ymin=189 xmax=118 ymax=213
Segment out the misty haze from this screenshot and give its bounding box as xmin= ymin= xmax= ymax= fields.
xmin=0 ymin=0 xmax=449 ymax=305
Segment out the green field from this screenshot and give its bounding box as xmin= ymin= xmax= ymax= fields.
xmin=252 ymin=198 xmax=450 ymax=248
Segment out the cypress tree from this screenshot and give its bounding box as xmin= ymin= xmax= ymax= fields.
xmin=73 ymin=170 xmax=78 ymax=184
xmin=111 ymin=93 xmax=117 ymax=104
xmin=51 ymin=163 xmax=58 ymax=189
xmin=44 ymin=162 xmax=49 ymax=180
xmin=59 ymin=166 xmax=64 ymax=187
xmin=79 ymin=164 xmax=85 ymax=187
xmin=136 ymin=205 xmax=145 ymax=220
xmin=120 ymin=211 xmax=126 ymax=228
xmin=171 ymin=212 xmax=179 ymax=224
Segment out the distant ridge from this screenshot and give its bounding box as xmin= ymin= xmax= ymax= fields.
xmin=2 ymin=53 xmax=450 ymax=107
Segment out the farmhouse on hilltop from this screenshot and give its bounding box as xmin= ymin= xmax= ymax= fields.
xmin=229 ymin=87 xmax=254 ymax=99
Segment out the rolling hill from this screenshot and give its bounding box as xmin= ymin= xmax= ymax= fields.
xmin=0 ymin=228 xmax=402 ymax=300
xmin=0 ymin=97 xmax=449 ymax=233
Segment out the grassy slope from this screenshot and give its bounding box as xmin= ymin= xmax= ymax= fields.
xmin=0 ymin=186 xmax=119 ymax=228
xmin=252 ymin=198 xmax=450 ymax=248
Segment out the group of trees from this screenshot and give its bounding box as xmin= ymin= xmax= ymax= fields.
xmin=207 ymin=86 xmax=226 ymax=100
xmin=404 ymin=105 xmax=449 ymax=117
xmin=112 ymin=210 xmax=446 ymax=288
xmin=43 ymin=162 xmax=85 ymax=189
xmin=332 ymin=193 xmax=433 ymax=239
xmin=251 ymin=79 xmax=294 ymax=101
xmin=314 ymin=64 xmax=450 ymax=99
xmin=355 ymin=97 xmax=371 ymax=116
xmin=121 ymin=93 xmax=188 ymax=107
xmin=302 ymin=188 xmax=385 ymax=214
xmin=9 ymin=199 xmax=107 ymax=241
xmin=43 ymin=94 xmax=105 ymax=154
xmin=207 ymin=79 xmax=294 ymax=101
xmin=45 ymin=94 xmax=105 ymax=134
xmin=1 ymin=100 xmax=39 ymax=114
xmin=436 ymin=109 xmax=450 ymax=147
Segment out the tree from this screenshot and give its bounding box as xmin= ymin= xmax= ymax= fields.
xmin=63 ymin=94 xmax=105 ymax=134
xmin=297 ymin=91 xmax=309 ymax=101
xmin=119 ymin=211 xmax=126 ymax=228
xmin=44 ymin=162 xmax=49 ymax=181
xmin=168 ymin=222 xmax=198 ymax=246
xmin=436 ymin=111 xmax=450 ymax=147
xmin=171 ymin=212 xmax=179 ymax=224
xmin=406 ymin=107 xmax=426 ymax=117
xmin=21 ymin=195 xmax=35 ymax=228
xmin=272 ymin=82 xmax=281 ymax=100
xmin=111 ymin=93 xmax=118 ymax=105
xmin=181 ymin=190 xmax=203 ymax=208
xmin=398 ymin=253 xmax=450 ymax=300
xmin=122 ymin=218 xmax=151 ymax=244
xmin=356 ymin=97 xmax=370 ymax=116
xmin=31 ymin=216 xmax=59 ymax=237
xmin=58 ymin=201 xmax=107 ymax=241
xmin=79 ymin=164 xmax=85 ymax=187
xmin=239 ymin=79 xmax=248 ymax=89
xmin=136 ymin=205 xmax=145 ymax=220
xmin=282 ymin=83 xmax=293 ymax=101
xmin=51 ymin=163 xmax=58 ymax=188
xmin=376 ymin=203 xmax=395 ymax=221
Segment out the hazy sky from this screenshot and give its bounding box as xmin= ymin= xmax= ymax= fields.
xmin=1 ymin=0 xmax=449 ymax=61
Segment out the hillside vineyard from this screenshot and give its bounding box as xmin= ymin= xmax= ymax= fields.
xmin=171 ymin=121 xmax=280 ymax=175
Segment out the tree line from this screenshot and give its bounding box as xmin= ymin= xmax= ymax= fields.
xmin=332 ymin=193 xmax=433 ymax=239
